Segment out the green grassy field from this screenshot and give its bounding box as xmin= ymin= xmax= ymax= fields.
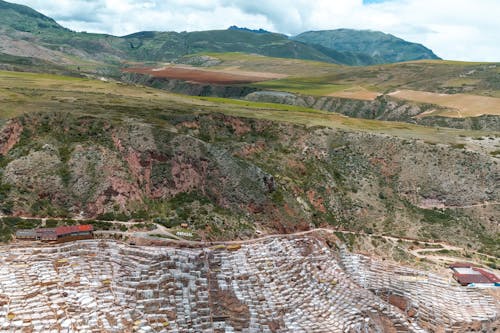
xmin=204 ymin=52 xmax=341 ymax=77
xmin=254 ymin=79 xmax=351 ymax=96
xmin=1 ymin=70 xmax=494 ymax=146
xmin=191 ymin=53 xmax=500 ymax=98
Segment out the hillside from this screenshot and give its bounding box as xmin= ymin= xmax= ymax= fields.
xmin=0 ymin=71 xmax=498 ymax=257
xmin=0 ymin=0 xmax=65 ymax=32
xmin=121 ymin=29 xmax=337 ymax=63
xmin=0 ymin=0 xmax=498 ymax=256
xmin=121 ymin=53 xmax=500 ymax=130
xmin=293 ymin=29 xmax=440 ymax=64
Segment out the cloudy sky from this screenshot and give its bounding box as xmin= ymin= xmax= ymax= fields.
xmin=9 ymin=0 xmax=500 ymax=61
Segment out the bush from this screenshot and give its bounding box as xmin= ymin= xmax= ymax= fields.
xmin=45 ymin=219 xmax=59 ymax=228
xmin=131 ymin=210 xmax=149 ymax=220
xmin=451 ymin=143 xmax=465 ymax=149
xmin=153 ymin=217 xmax=181 ymax=229
xmin=0 ymin=217 xmax=42 ymax=243
xmin=168 ymin=192 xmax=211 ymax=206
xmin=271 ymin=190 xmax=284 ymax=204
xmin=487 ymin=262 xmax=497 ymax=269
xmin=420 ymin=208 xmax=453 ymax=226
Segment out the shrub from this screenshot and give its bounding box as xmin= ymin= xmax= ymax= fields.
xmin=45 ymin=219 xmax=59 ymax=228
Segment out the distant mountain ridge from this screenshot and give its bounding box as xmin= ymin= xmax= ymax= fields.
xmin=293 ymin=29 xmax=440 ymax=64
xmin=0 ymin=0 xmax=440 ymax=68
xmin=228 ymin=26 xmax=271 ymax=34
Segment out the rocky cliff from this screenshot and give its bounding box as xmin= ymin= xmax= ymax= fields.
xmin=244 ymin=91 xmax=500 ymax=131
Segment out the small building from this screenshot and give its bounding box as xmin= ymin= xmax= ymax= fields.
xmin=37 ymin=228 xmax=58 ymax=241
xmin=450 ymin=263 xmax=499 ymax=286
xmin=15 ymin=229 xmax=37 ymax=240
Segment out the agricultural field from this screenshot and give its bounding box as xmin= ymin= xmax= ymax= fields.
xmin=193 ymin=52 xmax=341 ymax=77
xmin=177 ymin=53 xmax=500 ymax=100
xmin=389 ymin=90 xmax=500 ymax=117
xmin=122 ymin=53 xmax=500 ymax=122
xmin=122 ymin=64 xmax=286 ymax=84
xmin=327 ymin=86 xmax=381 ymax=100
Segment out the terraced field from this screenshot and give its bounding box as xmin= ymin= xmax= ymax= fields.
xmin=0 ymin=236 xmax=497 ymax=332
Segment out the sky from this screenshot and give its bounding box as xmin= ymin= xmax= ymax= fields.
xmin=8 ymin=0 xmax=500 ymax=62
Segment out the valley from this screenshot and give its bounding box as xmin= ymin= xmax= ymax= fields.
xmin=0 ymin=0 xmax=498 ymax=331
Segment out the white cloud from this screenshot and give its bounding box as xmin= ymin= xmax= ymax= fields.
xmin=7 ymin=0 xmax=500 ymax=61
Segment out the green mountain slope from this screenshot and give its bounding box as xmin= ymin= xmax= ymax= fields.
xmin=293 ymin=29 xmax=440 ymax=64
xmin=0 ymin=0 xmax=442 ymax=68
xmin=0 ymin=0 xmax=65 ymax=32
xmin=121 ymin=29 xmax=336 ymax=63
xmin=0 ymin=0 xmax=338 ymax=65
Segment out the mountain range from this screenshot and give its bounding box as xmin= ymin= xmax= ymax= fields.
xmin=0 ymin=0 xmax=439 ymax=70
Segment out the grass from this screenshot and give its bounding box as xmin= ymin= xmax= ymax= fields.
xmin=443 ymin=78 xmax=481 ymax=87
xmin=254 ymin=79 xmax=351 ymax=96
xmin=418 ymin=249 xmax=463 ymax=257
xmin=196 ymin=53 xmax=500 ymax=98
xmin=389 ymin=90 xmax=500 ymax=117
xmin=202 ymin=52 xmax=340 ymax=77
xmin=149 ymin=233 xmax=177 ymax=240
xmin=0 ymin=70 xmax=494 ymax=147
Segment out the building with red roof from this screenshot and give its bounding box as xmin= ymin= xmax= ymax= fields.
xmin=55 ymin=225 xmax=93 ymax=236
xmin=474 ymin=268 xmax=500 ymax=284
xmin=450 ymin=263 xmax=500 ymax=286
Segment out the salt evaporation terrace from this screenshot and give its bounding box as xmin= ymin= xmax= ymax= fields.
xmin=0 ymin=237 xmax=497 ymax=332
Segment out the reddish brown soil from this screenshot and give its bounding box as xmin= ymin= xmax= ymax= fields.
xmin=123 ymin=66 xmax=274 ymax=85
xmin=0 ymin=120 xmax=23 ymax=156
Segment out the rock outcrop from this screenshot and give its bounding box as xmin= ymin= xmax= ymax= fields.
xmin=244 ymin=91 xmax=500 ymax=131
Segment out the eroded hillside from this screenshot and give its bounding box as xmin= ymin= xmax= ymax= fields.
xmin=0 ymin=110 xmax=498 ymax=254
